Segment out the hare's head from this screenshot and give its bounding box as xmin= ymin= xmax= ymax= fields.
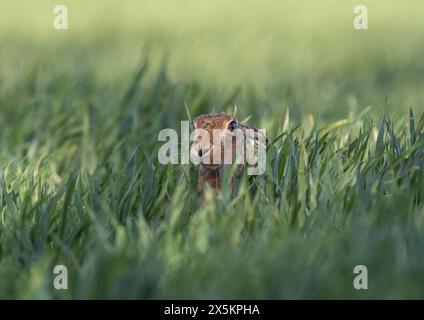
xmin=190 ymin=112 xmax=267 ymax=171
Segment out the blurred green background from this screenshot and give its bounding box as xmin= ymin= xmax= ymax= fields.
xmin=1 ymin=0 xmax=424 ymax=118
xmin=1 ymin=0 xmax=424 ymax=299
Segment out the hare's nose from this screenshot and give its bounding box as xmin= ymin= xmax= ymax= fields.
xmin=198 ymin=147 xmax=210 ymax=157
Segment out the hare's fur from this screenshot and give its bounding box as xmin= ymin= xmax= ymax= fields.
xmin=190 ymin=112 xmax=267 ymax=197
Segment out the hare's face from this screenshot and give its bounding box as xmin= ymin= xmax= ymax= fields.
xmin=191 ymin=111 xmax=268 ymax=195
xmin=190 ymin=112 xmax=238 ymax=169
xmin=190 ymin=112 xmax=268 ymax=170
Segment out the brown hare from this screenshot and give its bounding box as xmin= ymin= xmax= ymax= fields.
xmin=190 ymin=112 xmax=267 ymax=198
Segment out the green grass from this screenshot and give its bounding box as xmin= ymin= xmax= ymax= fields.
xmin=1 ymin=0 xmax=424 ymax=299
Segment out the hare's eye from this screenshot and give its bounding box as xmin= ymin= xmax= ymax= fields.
xmin=228 ymin=120 xmax=237 ymax=131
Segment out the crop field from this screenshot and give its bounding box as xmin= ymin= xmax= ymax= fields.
xmin=1 ymin=0 xmax=424 ymax=299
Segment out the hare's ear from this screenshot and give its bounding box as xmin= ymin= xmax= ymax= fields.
xmin=240 ymin=123 xmax=268 ymax=146
xmin=253 ymin=127 xmax=268 ymax=146
xmin=259 ymin=128 xmax=269 ymax=146
xmin=193 ymin=117 xmax=203 ymax=129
